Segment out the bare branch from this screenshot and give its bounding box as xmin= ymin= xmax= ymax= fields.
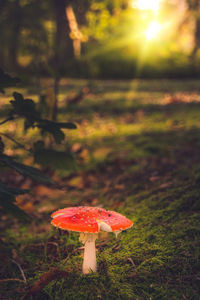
xmin=11 ymin=259 xmax=27 ymax=284
xmin=0 ymin=116 xmax=14 ymax=125
xmin=0 ymin=132 xmax=32 ymax=153
xmin=0 ymin=278 xmax=24 ymax=283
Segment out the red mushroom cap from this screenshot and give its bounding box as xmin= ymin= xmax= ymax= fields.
xmin=51 ymin=206 xmax=133 ymax=233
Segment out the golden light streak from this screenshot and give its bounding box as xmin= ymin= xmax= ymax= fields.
xmin=132 ymin=0 xmax=161 ymax=11
xmin=145 ymin=21 xmax=162 ymax=40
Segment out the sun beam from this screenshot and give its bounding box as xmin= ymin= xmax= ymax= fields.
xmin=145 ymin=21 xmax=162 ymax=40
xmin=132 ymin=0 xmax=161 ymax=11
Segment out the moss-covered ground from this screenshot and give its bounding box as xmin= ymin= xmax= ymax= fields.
xmin=0 ymin=79 xmax=200 ymax=299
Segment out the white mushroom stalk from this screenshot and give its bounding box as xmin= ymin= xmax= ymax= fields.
xmin=79 ymin=221 xmax=112 ymax=274
xmin=79 ymin=233 xmax=98 ymax=274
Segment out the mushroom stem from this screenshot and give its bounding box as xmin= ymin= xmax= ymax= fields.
xmin=80 ymin=233 xmax=98 ymax=274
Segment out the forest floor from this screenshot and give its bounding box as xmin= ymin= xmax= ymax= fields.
xmin=0 ymin=79 xmax=200 ymax=299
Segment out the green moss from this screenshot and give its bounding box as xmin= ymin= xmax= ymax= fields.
xmin=39 ymin=179 xmax=199 ymax=299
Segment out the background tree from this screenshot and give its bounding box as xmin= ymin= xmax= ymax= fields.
xmin=186 ymin=0 xmax=200 ymax=59
xmin=0 ymin=0 xmax=200 ymax=78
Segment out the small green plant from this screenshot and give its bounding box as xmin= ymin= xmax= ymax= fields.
xmin=0 ymin=68 xmax=77 ymax=220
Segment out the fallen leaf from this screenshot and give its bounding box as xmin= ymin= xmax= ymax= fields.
xmin=127 ymin=271 xmax=137 ymax=278
xmin=68 ymin=176 xmax=84 ymax=188
xmin=33 ymin=185 xmax=65 ymax=197
xmin=72 ymin=143 xmax=82 ymax=153
xmin=159 ymin=182 xmax=172 ymax=189
xmin=114 ymin=184 xmax=124 ymax=190
xmin=79 ymin=148 xmax=89 ymax=162
xmin=149 ymin=176 xmax=160 ymax=182
xmin=16 ymin=196 xmax=34 ymax=213
xmin=38 ymin=205 xmax=57 ymax=213
xmin=93 ymin=147 xmax=112 ymax=160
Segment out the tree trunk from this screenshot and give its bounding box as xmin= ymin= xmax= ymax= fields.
xmin=8 ymin=0 xmax=21 ymax=71
xmin=53 ymin=0 xmax=74 ymax=70
xmin=191 ymin=18 xmax=200 ymax=59
xmin=186 ymin=0 xmax=200 ymax=60
xmin=51 ymin=0 xmax=74 ymax=121
xmin=65 ymin=5 xmax=82 ymax=58
xmin=52 ymin=77 xmax=59 ymax=122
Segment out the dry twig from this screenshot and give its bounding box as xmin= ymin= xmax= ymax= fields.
xmin=11 ymin=259 xmax=27 ymax=284
xmin=21 ymin=268 xmax=68 ymax=300
xmin=0 ymin=278 xmax=24 ymax=283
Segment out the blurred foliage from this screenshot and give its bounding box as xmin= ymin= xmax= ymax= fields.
xmin=0 ymin=69 xmax=77 ymax=219
xmin=0 ymin=183 xmax=29 ymax=221
xmin=9 ymin=91 xmax=76 ymax=143
xmin=0 ymin=0 xmax=200 ymax=78
xmin=33 ymin=141 xmax=76 ymax=170
xmin=0 ymin=69 xmax=19 ymax=93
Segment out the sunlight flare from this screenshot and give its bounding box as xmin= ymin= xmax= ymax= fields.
xmin=132 ymin=0 xmax=161 ymax=11
xmin=145 ymin=21 xmax=162 ymax=40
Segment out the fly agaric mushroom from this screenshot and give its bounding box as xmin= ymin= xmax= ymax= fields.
xmin=51 ymin=206 xmax=133 ymax=274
